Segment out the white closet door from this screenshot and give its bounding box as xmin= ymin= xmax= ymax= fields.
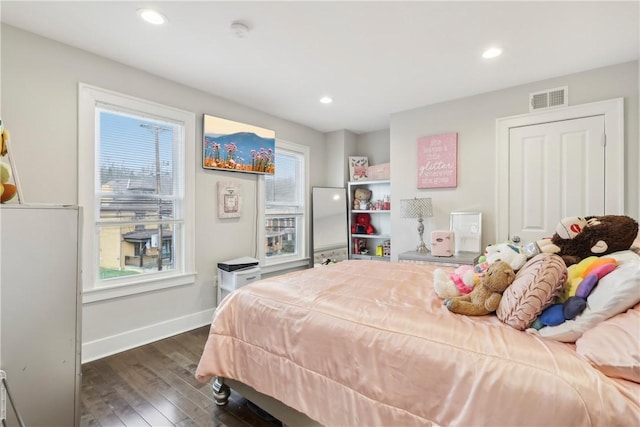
xmin=508 ymin=115 xmax=605 ymax=244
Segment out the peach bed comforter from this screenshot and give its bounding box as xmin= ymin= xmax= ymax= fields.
xmin=196 ymin=260 xmax=640 ymax=426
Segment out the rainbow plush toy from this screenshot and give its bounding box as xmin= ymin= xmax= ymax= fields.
xmin=533 ymin=256 xmax=618 ymax=328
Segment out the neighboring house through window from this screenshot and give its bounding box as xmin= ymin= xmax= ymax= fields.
xmin=78 ymin=84 xmax=195 ymax=301
xmin=258 ymin=139 xmax=309 ymax=272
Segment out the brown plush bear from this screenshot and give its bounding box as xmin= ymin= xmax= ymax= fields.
xmin=353 ymin=188 xmax=372 ymax=210
xmin=537 ymin=215 xmax=638 ymax=266
xmin=444 ymin=261 xmax=515 ymax=316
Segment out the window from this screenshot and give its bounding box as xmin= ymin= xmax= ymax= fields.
xmin=79 ymin=84 xmax=195 ymax=301
xmin=258 ymin=140 xmax=309 ymax=270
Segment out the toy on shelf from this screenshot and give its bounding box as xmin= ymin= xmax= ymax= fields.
xmin=353 ymin=188 xmax=371 ymax=210
xmin=0 ymin=119 xmax=22 ymax=204
xmin=351 ymin=213 xmax=375 ymax=235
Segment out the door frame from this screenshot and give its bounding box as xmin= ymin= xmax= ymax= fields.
xmin=495 ymin=98 xmax=624 ymax=242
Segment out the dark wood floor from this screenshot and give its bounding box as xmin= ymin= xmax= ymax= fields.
xmin=80 ymin=326 xmax=282 ymax=427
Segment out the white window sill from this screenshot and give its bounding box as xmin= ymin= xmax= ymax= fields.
xmin=83 ymin=272 xmax=197 ymax=304
xmin=261 ymin=258 xmax=310 ymax=276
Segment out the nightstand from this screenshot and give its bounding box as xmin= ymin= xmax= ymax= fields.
xmin=398 ymin=251 xmax=480 ymax=267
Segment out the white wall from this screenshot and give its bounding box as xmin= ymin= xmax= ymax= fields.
xmin=357 ymin=129 xmax=390 ymax=165
xmin=324 ymin=130 xmax=349 ymax=187
xmin=390 ymin=61 xmax=639 ymax=260
xmin=1 ymin=24 xmax=326 ymax=361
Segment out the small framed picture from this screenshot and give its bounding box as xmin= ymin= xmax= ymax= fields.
xmin=218 ymin=181 xmax=242 ymax=219
xmin=450 ymin=211 xmax=482 ymax=253
xmin=349 ymin=156 xmax=369 ymax=181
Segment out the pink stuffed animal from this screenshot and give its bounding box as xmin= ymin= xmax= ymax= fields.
xmin=433 ymin=265 xmax=479 ymax=299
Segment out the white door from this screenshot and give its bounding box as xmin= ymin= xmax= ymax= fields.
xmin=508 ymin=115 xmax=605 ymax=244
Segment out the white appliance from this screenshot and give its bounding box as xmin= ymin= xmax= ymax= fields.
xmin=217 ymin=256 xmax=261 ymax=304
xmin=1 ymin=205 xmax=81 ymax=426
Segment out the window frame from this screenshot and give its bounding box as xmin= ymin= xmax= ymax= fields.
xmin=78 ymin=83 xmax=196 ymax=302
xmin=257 ymin=139 xmax=310 ymax=274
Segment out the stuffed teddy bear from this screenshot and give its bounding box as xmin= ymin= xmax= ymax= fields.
xmin=484 ymin=243 xmax=527 ymax=271
xmin=536 ymin=215 xmax=638 ymax=266
xmin=444 ymin=261 xmax=516 ymax=316
xmin=353 ymin=188 xmax=372 ymax=210
xmin=433 ymin=243 xmax=525 ymax=299
xmin=351 ymin=213 xmax=375 ymax=235
xmin=433 ymin=265 xmax=478 ymax=299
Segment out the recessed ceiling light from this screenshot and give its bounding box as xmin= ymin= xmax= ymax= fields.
xmin=138 ymin=9 xmax=168 ymax=25
xmin=320 ymin=96 xmax=333 ymax=104
xmin=482 ymin=47 xmax=502 ymax=59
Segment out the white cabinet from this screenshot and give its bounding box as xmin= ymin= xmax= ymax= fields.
xmin=347 ymin=180 xmax=391 ymax=261
xmin=216 ymin=257 xmax=261 ymax=305
xmin=0 ymin=205 xmax=81 ymax=427
xmin=217 ymin=266 xmax=261 ymax=304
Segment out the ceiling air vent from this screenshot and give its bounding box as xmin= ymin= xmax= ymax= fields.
xmin=529 ymin=86 xmax=568 ymax=112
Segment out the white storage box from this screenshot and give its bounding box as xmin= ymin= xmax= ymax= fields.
xmin=217 ymin=257 xmax=261 ymax=304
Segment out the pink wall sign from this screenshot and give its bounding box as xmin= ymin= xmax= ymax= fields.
xmin=417 ymin=132 xmax=458 ymax=188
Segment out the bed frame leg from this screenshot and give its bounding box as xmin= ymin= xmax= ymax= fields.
xmin=212 ymin=377 xmax=231 ymax=406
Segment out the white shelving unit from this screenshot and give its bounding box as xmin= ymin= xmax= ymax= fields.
xmin=347 ymin=180 xmax=391 ymax=261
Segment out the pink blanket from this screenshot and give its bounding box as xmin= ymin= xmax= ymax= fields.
xmin=196 ymin=260 xmax=640 ymax=426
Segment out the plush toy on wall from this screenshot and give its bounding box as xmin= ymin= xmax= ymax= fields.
xmin=536 ymin=215 xmax=639 ymax=266
xmin=444 ymin=261 xmax=516 ymax=316
xmin=0 ymin=120 xmax=7 ymax=157
xmin=0 ymin=120 xmax=18 ymax=204
xmin=351 ymin=213 xmax=375 ymax=235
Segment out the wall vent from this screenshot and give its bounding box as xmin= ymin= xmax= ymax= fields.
xmin=529 ymin=86 xmax=568 ymax=112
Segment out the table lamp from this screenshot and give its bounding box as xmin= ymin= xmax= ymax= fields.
xmin=400 ymin=197 xmax=433 ymax=253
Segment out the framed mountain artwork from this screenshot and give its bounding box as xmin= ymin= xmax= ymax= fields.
xmin=203 ymin=114 xmax=276 ymax=175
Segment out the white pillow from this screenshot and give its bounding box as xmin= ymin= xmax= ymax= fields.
xmin=531 ymin=261 xmax=640 ymax=342
xmin=576 ymin=304 xmax=640 ymax=382
xmin=607 ymin=249 xmax=640 ymax=265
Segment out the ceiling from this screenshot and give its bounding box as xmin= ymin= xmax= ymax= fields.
xmin=1 ymin=1 xmax=638 ymax=134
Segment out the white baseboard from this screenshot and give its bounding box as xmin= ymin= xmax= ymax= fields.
xmin=81 ymin=308 xmax=215 ymax=363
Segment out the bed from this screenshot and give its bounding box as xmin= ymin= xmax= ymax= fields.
xmin=196 ymin=255 xmax=640 ymax=426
